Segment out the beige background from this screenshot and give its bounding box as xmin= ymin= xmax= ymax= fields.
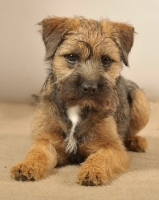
xmin=0 ymin=0 xmax=159 ymax=102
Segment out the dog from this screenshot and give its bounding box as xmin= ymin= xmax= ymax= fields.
xmin=10 ymin=16 xmax=149 ymax=186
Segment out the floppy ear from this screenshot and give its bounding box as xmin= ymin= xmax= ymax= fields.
xmin=39 ymin=17 xmax=69 ymax=61
xmin=113 ymin=22 xmax=134 ymax=66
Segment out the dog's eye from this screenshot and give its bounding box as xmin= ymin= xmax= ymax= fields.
xmin=65 ymin=54 xmax=78 ymax=64
xmin=101 ymin=55 xmax=113 ymax=67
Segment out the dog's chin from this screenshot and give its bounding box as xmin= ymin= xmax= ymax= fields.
xmin=61 ymin=96 xmax=112 ymax=111
xmin=78 ymin=99 xmax=109 ymax=111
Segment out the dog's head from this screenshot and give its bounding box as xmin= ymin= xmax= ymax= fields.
xmin=39 ymin=17 xmax=134 ymax=110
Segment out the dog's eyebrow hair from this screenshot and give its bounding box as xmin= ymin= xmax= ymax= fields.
xmin=78 ymin=40 xmax=93 ymax=59
xmin=94 ymin=36 xmax=124 ymax=61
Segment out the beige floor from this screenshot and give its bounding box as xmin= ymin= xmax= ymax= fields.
xmin=0 ymin=102 xmax=159 ymax=200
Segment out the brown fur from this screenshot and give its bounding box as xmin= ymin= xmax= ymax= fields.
xmin=10 ymin=16 xmax=149 ymax=186
xmin=124 ymin=88 xmax=149 ymax=152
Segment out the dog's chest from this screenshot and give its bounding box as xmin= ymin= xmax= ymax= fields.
xmin=65 ymin=106 xmax=81 ymax=153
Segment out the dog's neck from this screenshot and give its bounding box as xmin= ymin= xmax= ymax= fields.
xmin=65 ymin=106 xmax=81 ymax=154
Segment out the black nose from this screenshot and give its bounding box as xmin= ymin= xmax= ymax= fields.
xmin=81 ymin=82 xmax=98 ymax=95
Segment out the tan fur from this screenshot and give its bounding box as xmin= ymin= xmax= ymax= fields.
xmin=10 ymin=16 xmax=149 ymax=186
xmin=10 ymin=140 xmax=57 ymax=180
xmin=77 ymin=116 xmax=130 ymax=185
xmin=129 ymin=88 xmax=150 ymax=135
xmin=125 ymin=135 xmax=148 ymax=152
xmin=124 ymin=88 xmax=150 ymax=152
xmin=77 ymin=148 xmax=129 ymax=186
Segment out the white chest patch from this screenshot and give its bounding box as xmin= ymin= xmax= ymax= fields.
xmin=65 ymin=106 xmax=80 ymax=154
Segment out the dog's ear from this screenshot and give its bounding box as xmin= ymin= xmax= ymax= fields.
xmin=38 ymin=17 xmax=70 ymax=61
xmin=113 ymin=22 xmax=134 ymax=66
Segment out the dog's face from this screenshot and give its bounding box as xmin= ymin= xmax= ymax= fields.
xmin=39 ymin=17 xmax=134 ymax=109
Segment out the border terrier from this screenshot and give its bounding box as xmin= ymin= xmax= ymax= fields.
xmin=10 ymin=16 xmax=149 ymax=186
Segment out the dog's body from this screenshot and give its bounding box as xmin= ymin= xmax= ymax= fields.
xmin=10 ymin=17 xmax=149 ymax=185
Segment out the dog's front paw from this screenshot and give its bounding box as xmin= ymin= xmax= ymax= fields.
xmin=77 ymin=148 xmax=130 ymax=186
xmin=10 ymin=161 xmax=44 ymax=181
xmin=77 ymin=163 xmax=107 ymax=186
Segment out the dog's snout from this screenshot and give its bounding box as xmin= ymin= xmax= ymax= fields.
xmin=81 ymin=82 xmax=98 ymax=95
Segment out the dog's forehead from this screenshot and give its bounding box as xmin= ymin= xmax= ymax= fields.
xmin=56 ymin=20 xmax=120 ymax=61
xmin=70 ymin=19 xmax=115 ymax=43
xmin=61 ymin=19 xmax=119 ymax=51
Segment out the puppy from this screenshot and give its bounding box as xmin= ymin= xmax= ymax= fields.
xmin=10 ymin=16 xmax=149 ymax=186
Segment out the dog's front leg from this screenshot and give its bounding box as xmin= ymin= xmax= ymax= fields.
xmin=77 ymin=147 xmax=129 ymax=186
xmin=10 ymin=139 xmax=57 ymax=181
xmin=77 ymin=117 xmax=130 ymax=186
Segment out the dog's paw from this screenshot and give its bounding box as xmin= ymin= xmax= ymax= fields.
xmin=77 ymin=164 xmax=108 ymax=186
xmin=10 ymin=161 xmax=44 ymax=181
xmin=125 ymin=136 xmax=148 ymax=152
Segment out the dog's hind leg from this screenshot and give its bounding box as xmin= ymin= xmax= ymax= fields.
xmin=124 ymin=85 xmax=150 ymax=152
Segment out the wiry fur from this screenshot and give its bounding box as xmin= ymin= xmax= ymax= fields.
xmin=10 ymin=16 xmax=149 ymax=186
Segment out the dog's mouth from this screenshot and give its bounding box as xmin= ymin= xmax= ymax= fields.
xmin=57 ymin=75 xmax=114 ymax=110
